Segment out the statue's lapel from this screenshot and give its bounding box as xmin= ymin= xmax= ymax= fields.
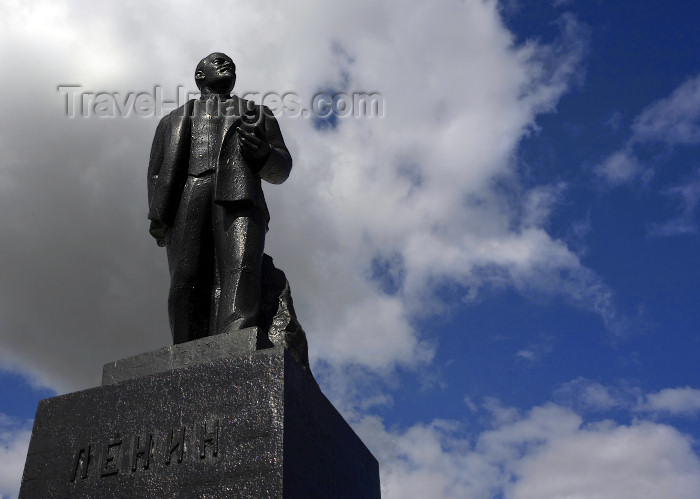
xmin=222 ymin=95 xmax=243 ymax=137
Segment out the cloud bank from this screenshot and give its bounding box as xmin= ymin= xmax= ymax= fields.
xmin=0 ymin=0 xmax=620 ymax=393
xmin=357 ymin=394 xmax=700 ymax=499
xmin=0 ymin=415 xmax=32 ymax=499
xmin=594 ymin=74 xmax=700 ymax=235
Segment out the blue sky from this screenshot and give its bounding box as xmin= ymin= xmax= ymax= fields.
xmin=1 ymin=1 xmax=700 ymax=497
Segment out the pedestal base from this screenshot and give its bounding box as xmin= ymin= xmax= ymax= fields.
xmin=20 ymin=343 xmax=380 ymax=498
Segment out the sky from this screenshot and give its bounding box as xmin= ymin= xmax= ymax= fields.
xmin=1 ymin=0 xmax=700 ymax=497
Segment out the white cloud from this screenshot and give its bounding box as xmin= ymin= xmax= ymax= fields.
xmin=357 ymin=415 xmax=501 ymax=499
xmin=554 ymin=377 xmax=628 ymax=411
xmin=649 ymin=171 xmax=700 ymax=236
xmin=516 ymin=349 xmax=536 ymax=361
xmin=595 ymin=74 xmax=700 ymax=187
xmin=637 ymin=386 xmax=700 ymax=416
xmin=0 ymin=415 xmax=31 ymax=499
xmin=354 ymin=399 xmax=700 ymax=499
xmin=520 ymin=182 xmax=568 ymax=228
xmin=508 ymin=420 xmax=700 ymax=499
xmin=483 ymin=397 xmax=521 ymax=426
xmin=554 ymin=379 xmax=700 ymax=419
xmin=632 ymin=75 xmax=700 ymax=146
xmin=594 ymin=149 xmax=644 ymax=185
xmin=575 ymin=382 xmax=620 ymax=410
xmin=515 ymin=333 xmax=554 ymax=364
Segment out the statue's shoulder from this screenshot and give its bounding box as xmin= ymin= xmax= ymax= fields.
xmin=166 ymin=99 xmax=196 ymax=119
xmin=154 ymin=99 xmax=196 ymax=134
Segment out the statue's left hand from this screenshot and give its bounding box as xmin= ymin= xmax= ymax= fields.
xmin=237 ymin=125 xmax=271 ymax=165
xmin=149 ymin=220 xmax=167 ymax=247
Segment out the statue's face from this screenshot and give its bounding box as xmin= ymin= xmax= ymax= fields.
xmin=195 ymin=53 xmax=236 ymax=94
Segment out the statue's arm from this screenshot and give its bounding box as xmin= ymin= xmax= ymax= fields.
xmin=258 ymin=106 xmax=292 ymax=185
xmin=147 ymin=115 xmax=169 ymax=244
xmin=148 ymin=116 xmax=169 ymax=211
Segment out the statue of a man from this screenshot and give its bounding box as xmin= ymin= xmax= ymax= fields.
xmin=147 ymin=52 xmax=292 ymax=344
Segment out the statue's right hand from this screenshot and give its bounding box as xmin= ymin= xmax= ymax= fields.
xmin=149 ymin=221 xmax=167 ymax=247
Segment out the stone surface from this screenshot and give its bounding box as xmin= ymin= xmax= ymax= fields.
xmin=102 ymin=327 xmax=265 ymax=385
xmin=260 ymin=254 xmax=311 ymax=374
xmin=20 ymin=348 xmax=380 ymax=498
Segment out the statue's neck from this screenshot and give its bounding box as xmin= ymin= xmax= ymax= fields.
xmin=200 ymin=92 xmax=232 ymax=101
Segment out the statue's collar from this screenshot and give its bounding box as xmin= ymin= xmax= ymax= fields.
xmin=199 ymin=93 xmax=232 ymax=103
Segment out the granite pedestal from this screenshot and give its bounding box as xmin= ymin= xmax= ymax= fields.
xmin=20 ymin=330 xmax=380 ymax=498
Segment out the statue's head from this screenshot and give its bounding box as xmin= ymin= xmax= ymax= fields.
xmin=195 ymin=52 xmax=236 ymax=95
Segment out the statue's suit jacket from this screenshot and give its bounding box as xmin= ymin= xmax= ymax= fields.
xmin=147 ymin=96 xmax=292 ymax=228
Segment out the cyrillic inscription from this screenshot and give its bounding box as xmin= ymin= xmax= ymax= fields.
xmin=68 ymin=420 xmax=220 ymax=483
xmin=70 ymin=445 xmax=91 ymax=481
xmin=199 ymin=419 xmax=219 ymax=459
xmin=100 ymin=434 xmax=122 ymax=477
xmin=165 ymin=426 xmax=185 ymax=465
xmin=131 ymin=433 xmax=153 ymax=471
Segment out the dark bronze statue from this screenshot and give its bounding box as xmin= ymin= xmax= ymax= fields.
xmin=147 ymin=53 xmax=308 ymax=370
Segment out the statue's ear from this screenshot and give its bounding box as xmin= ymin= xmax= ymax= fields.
xmin=195 ymin=71 xmax=205 ymax=81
